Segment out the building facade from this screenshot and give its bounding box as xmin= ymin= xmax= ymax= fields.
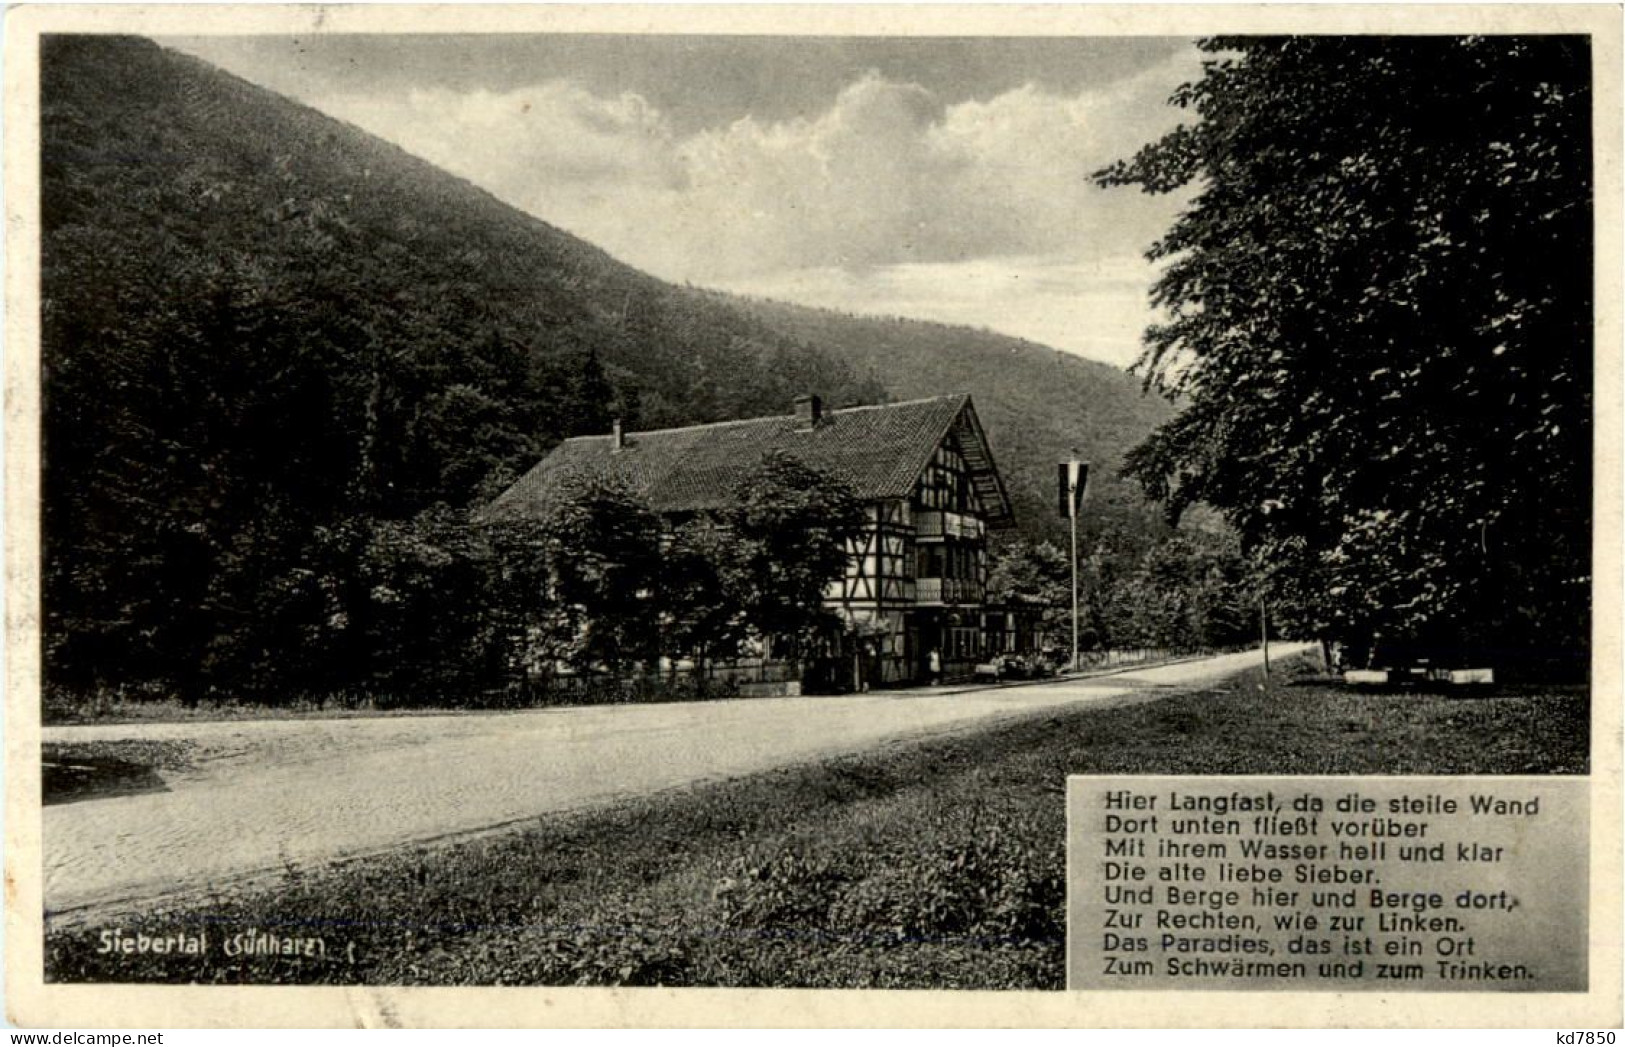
xmin=484 ymin=393 xmax=1019 ymax=687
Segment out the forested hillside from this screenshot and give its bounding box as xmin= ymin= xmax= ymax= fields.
xmin=719 ymin=296 xmax=1177 ymax=551
xmin=40 ymin=35 xmax=882 ymax=695
xmin=40 ymin=36 xmax=1227 ymax=704
xmin=728 ymin=299 xmax=1251 ymax=655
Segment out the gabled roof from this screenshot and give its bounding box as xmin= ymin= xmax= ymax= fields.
xmin=482 ymin=393 xmax=1014 ymax=528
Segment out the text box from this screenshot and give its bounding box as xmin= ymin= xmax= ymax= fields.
xmin=1067 ymin=776 xmax=1588 ymax=992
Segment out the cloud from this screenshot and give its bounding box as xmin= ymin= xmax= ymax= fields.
xmin=307 ymin=53 xmax=1200 ymax=361
xmin=719 ymin=254 xmax=1164 ymax=369
xmin=395 ymin=82 xmax=679 ymax=186
xmin=319 ymin=80 xmax=687 ymax=236
xmin=648 ymin=68 xmax=1192 ymax=277
xmin=319 ymin=63 xmax=1192 ymax=268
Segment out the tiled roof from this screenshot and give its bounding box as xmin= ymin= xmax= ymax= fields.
xmin=482 ymin=394 xmax=1013 ymax=527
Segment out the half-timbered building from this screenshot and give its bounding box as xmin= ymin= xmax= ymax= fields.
xmin=484 ymin=393 xmax=1016 ymax=686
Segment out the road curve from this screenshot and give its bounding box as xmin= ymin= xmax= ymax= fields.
xmin=43 ymin=644 xmax=1311 ymax=919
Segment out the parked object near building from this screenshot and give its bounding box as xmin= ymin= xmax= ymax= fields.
xmin=1339 ymin=635 xmax=1497 ymax=688
xmin=484 ymin=393 xmax=1023 ymax=687
xmin=1344 ymin=667 xmax=1496 ymax=687
xmin=973 ymin=652 xmax=1051 ymax=684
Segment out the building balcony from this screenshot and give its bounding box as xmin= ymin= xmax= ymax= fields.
xmin=915 ymin=511 xmax=983 ymax=541
xmin=915 ymin=577 xmax=984 ymax=606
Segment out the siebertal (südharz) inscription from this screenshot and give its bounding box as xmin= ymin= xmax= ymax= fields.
xmin=1067 ymin=777 xmax=1587 ymax=992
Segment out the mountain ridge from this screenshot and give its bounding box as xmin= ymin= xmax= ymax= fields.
xmin=712 ymin=292 xmax=1175 ymax=547
xmin=44 ymin=34 xmax=1172 ymax=544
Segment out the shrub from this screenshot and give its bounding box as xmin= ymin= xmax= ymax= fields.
xmin=711 ymin=844 xmax=848 ymax=935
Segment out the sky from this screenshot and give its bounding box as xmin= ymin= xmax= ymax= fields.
xmin=165 ymin=35 xmax=1204 ymax=368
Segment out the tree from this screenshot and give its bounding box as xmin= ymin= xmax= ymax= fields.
xmin=355 ymin=504 xmax=495 ymax=701
xmin=726 ymin=452 xmax=867 ymax=667
xmin=562 ymin=349 xmax=616 ymax=438
xmin=987 ymin=539 xmax=1073 ymax=651
xmin=1095 ymin=36 xmax=1591 ymax=675
xmin=480 ymin=516 xmax=556 ymax=682
xmin=540 ymin=470 xmax=664 ymax=675
xmin=1114 ymin=532 xmax=1254 ymax=651
xmin=38 ymin=36 xmax=889 ymax=706
xmin=658 ymin=520 xmax=748 ymax=674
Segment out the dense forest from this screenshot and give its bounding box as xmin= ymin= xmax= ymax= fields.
xmin=41 ymin=35 xmax=884 ymax=698
xmin=1096 ymin=36 xmax=1592 ymax=677
xmin=40 ymin=36 xmax=1252 ymax=706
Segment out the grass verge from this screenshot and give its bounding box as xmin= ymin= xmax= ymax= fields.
xmin=44 ymin=656 xmax=1587 ymax=989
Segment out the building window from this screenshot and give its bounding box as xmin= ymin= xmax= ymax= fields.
xmin=986 ymin=613 xmax=1008 ymax=653
xmin=948 ymin=627 xmax=979 ymax=660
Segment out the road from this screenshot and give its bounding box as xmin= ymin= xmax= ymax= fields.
xmin=43 ymin=644 xmax=1310 ymax=919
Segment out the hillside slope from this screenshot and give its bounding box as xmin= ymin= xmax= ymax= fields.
xmin=40 ymin=35 xmax=1182 ymax=695
xmin=43 ymin=34 xmax=1176 ymax=541
xmin=41 ymin=35 xmax=888 ymax=689
xmin=720 ymin=296 xmax=1176 ymax=547
xmin=41 ymin=35 xmax=884 ymax=507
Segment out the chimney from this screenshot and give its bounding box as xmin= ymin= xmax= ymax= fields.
xmin=793 ymin=394 xmax=823 ymax=430
xmin=611 ymin=417 xmax=625 ymax=451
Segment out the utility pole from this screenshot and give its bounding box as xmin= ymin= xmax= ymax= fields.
xmin=1071 ymin=492 xmax=1079 ymax=671
xmin=1260 ymin=598 xmax=1271 ymax=682
xmin=1256 ymin=501 xmax=1275 ymax=684
xmin=1059 ymin=457 xmax=1089 ymax=672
